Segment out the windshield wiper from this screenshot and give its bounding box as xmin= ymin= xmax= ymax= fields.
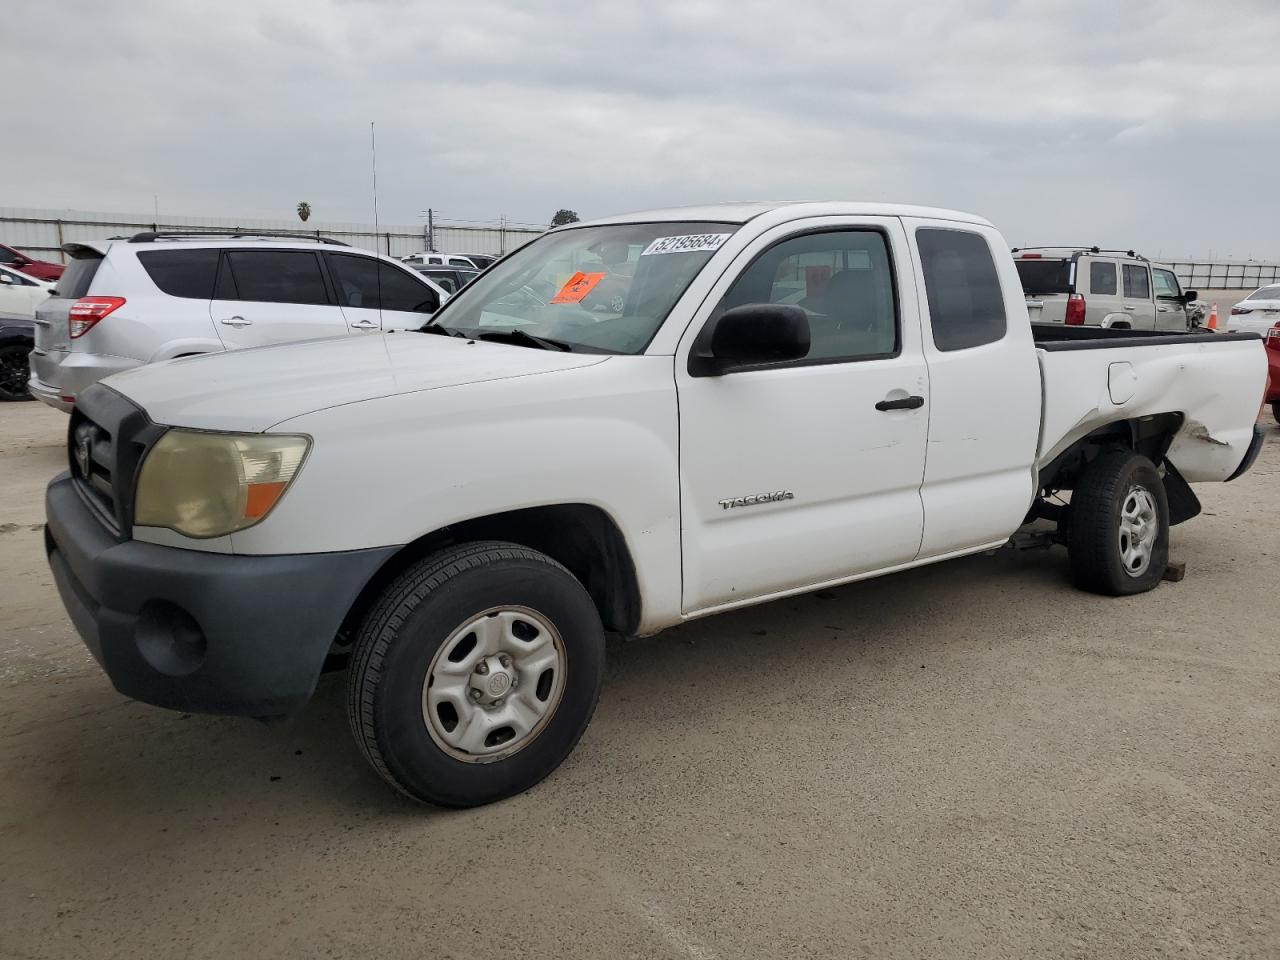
xmin=417 ymin=323 xmax=465 ymax=337
xmin=475 ymin=329 xmax=574 ymax=352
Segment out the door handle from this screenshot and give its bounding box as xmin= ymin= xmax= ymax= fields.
xmin=219 ymin=316 xmax=252 ymax=327
xmin=1157 ymin=306 xmax=1170 ymax=312
xmin=875 ymin=395 xmax=925 ymax=412
xmin=1122 ymin=305 xmax=1137 ymax=312
xmin=349 ymin=319 xmax=379 ymax=330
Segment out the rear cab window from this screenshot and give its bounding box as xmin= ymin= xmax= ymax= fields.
xmin=917 ymin=229 xmax=1007 ymax=351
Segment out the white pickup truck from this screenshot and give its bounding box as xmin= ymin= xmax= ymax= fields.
xmin=44 ymin=202 xmax=1269 ymax=807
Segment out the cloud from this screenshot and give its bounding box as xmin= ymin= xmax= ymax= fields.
xmin=2 ymin=0 xmax=1278 ymax=257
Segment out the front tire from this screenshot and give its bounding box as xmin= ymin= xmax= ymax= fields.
xmin=347 ymin=541 xmax=605 ymax=807
xmin=1067 ymin=451 xmax=1169 ymax=595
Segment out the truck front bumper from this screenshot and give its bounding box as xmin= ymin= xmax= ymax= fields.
xmin=45 ymin=473 xmax=396 ymax=718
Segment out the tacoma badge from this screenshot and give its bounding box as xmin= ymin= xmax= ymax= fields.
xmin=718 ymin=491 xmax=794 ymax=510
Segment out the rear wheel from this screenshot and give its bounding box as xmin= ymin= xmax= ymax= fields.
xmin=1272 ymin=401 xmax=1279 ymax=425
xmin=1067 ymin=451 xmax=1169 ymax=595
xmin=0 ymin=342 xmax=33 ymax=401
xmin=347 ymin=541 xmax=605 ymax=807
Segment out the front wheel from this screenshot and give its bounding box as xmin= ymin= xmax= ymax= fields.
xmin=1067 ymin=451 xmax=1169 ymax=595
xmin=347 ymin=541 xmax=605 ymax=807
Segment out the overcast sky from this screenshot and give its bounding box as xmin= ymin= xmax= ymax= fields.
xmin=5 ymin=0 xmax=1279 ymax=258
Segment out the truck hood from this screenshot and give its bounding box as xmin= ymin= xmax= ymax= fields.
xmin=103 ymin=332 xmax=609 ymax=432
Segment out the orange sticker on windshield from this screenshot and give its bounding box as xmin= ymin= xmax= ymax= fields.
xmin=549 ymin=271 xmax=606 ymax=304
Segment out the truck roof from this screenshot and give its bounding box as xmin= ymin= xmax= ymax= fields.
xmin=575 ymin=201 xmax=994 ymax=228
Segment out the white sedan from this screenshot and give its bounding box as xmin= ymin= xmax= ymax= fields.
xmin=1227 ymin=283 xmax=1280 ymax=335
xmin=0 ymin=263 xmax=54 ymax=318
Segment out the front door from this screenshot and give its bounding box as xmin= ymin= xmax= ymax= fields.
xmin=325 ymin=252 xmax=441 ymax=333
xmin=1152 ymin=267 xmax=1188 ymax=331
xmin=676 ymin=219 xmax=929 ymax=614
xmin=209 ymin=249 xmax=350 ymax=349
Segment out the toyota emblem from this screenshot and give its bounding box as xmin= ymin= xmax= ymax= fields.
xmin=75 ymin=434 xmax=92 ymax=477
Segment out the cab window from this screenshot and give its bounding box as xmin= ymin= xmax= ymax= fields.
xmin=1123 ymin=264 xmax=1151 ymax=299
xmin=916 ymin=228 xmax=1007 ymax=351
xmin=1090 ymin=261 xmax=1117 ymax=296
xmin=718 ymin=229 xmax=897 ymax=362
xmin=1153 ymin=269 xmax=1182 ymax=299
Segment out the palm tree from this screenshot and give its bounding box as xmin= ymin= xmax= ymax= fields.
xmin=297 ymin=201 xmax=312 ymax=223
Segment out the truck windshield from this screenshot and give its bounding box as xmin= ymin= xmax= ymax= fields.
xmin=427 ymin=221 xmax=737 ymax=353
xmin=1015 ymin=258 xmax=1071 ymax=296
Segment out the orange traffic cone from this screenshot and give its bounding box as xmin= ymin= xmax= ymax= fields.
xmin=1206 ymin=302 xmax=1219 ymax=331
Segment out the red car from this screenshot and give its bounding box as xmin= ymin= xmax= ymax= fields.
xmin=1267 ymin=322 xmax=1279 ymax=423
xmin=0 ymin=243 xmax=63 ymax=282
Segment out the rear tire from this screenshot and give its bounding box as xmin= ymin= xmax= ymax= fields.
xmin=1067 ymin=451 xmax=1169 ymax=596
xmin=0 ymin=342 xmax=33 ymax=401
xmin=1272 ymin=401 xmax=1279 ymax=425
xmin=347 ymin=541 xmax=605 ymax=807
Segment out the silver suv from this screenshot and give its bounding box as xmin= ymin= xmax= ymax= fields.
xmin=29 ymin=232 xmax=448 ymax=411
xmin=1013 ymin=247 xmax=1196 ymax=331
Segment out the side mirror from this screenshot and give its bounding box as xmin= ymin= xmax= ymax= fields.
xmin=0 ymin=274 xmax=12 ymax=284
xmin=1183 ymin=290 xmax=1198 ymax=303
xmin=690 ymin=303 xmax=810 ymax=376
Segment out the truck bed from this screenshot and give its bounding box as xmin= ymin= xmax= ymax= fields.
xmin=1032 ymin=324 xmax=1267 ymax=483
xmin=1032 ymin=323 xmax=1259 ymax=350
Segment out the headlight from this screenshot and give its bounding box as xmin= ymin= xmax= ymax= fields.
xmin=135 ymin=430 xmax=310 ymax=538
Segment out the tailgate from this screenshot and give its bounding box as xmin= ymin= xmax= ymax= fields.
xmin=1026 ymin=294 xmax=1068 ymax=324
xmin=1036 ymin=334 xmax=1269 ymax=482
xmin=33 ymin=299 xmax=71 ymax=353
xmin=31 ymin=246 xmax=104 ymax=364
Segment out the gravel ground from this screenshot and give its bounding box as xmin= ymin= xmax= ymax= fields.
xmin=1 ymin=400 xmax=1277 ymax=960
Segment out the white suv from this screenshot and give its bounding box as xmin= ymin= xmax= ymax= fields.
xmin=1012 ymin=247 xmax=1195 ymax=331
xmin=28 ymin=233 xmax=449 ymax=411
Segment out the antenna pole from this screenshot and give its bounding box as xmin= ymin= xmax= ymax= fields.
xmin=371 ymin=122 xmax=383 ymax=314
xmin=371 ymin=122 xmax=380 ymax=252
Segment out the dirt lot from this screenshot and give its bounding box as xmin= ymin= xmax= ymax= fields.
xmin=1 ymin=400 xmax=1277 ymax=960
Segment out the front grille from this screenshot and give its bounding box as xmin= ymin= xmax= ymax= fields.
xmin=67 ymin=385 xmax=165 ymax=540
xmin=69 ymin=415 xmax=118 ymax=533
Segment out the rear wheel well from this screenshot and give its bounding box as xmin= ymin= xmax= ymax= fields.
xmin=1038 ymin=413 xmax=1183 ymax=492
xmin=334 ymin=505 xmax=641 ymax=654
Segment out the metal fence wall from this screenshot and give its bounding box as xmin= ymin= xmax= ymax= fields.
xmin=0 ymin=206 xmax=543 ymax=262
xmin=1166 ymin=260 xmax=1280 ymax=292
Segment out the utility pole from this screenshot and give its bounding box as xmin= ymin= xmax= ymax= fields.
xmin=499 ymin=214 xmax=506 ymax=256
xmin=426 ymin=208 xmax=435 ymax=253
